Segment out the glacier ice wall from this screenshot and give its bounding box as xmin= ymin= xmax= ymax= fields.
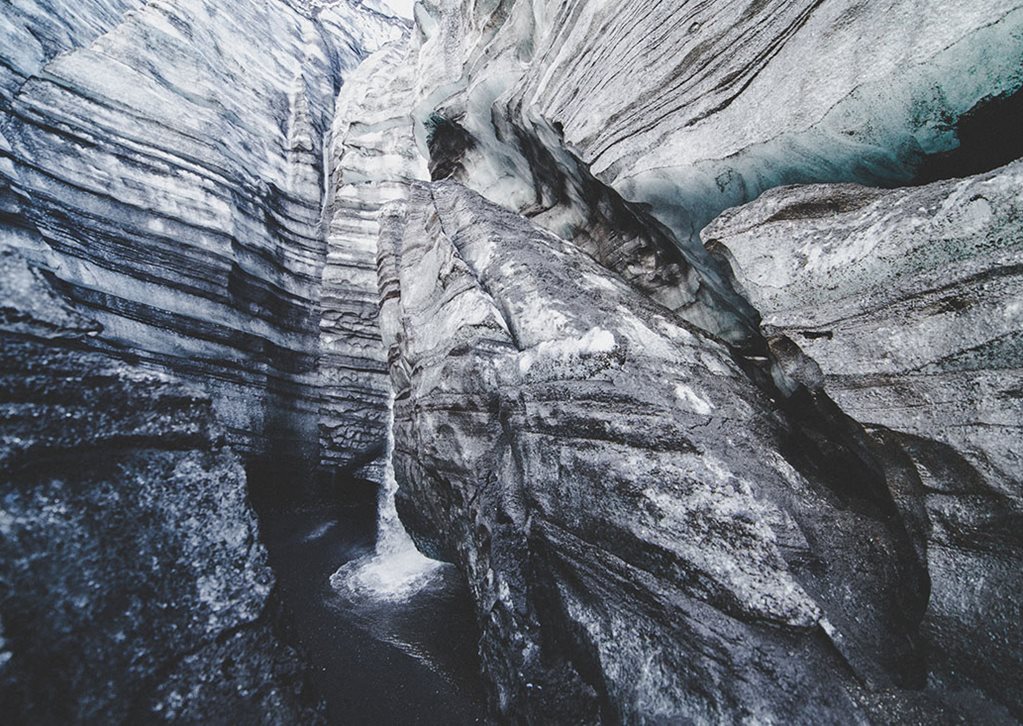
xmin=0 ymin=0 xmax=405 ymax=477
xmin=3 ymin=0 xmax=1023 ymax=721
xmin=706 ymin=162 xmax=1023 ymax=711
xmin=0 ymin=247 xmax=324 ymax=722
xmin=376 ymin=181 xmax=940 ymax=723
xmin=0 ymin=1 xmax=407 ymax=721
xmin=351 ymin=0 xmax=1023 ymax=721
xmin=406 ymin=0 xmax=1023 ymax=345
xmin=319 ymin=37 xmax=427 ymax=475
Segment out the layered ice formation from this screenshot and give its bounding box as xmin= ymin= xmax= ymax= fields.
xmin=3 ymin=0 xmax=1023 ymax=722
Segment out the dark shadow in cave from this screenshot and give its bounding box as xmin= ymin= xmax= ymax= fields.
xmin=914 ymin=88 xmax=1023 ymax=185
xmin=248 ymin=463 xmax=486 ymax=725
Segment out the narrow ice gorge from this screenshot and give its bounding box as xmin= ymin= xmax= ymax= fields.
xmin=1 ymin=0 xmax=1022 ymax=723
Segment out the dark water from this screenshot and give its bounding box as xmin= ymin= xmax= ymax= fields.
xmin=258 ymin=493 xmax=486 ymax=725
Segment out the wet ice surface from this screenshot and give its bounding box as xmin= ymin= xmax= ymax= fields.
xmin=259 ymin=494 xmax=485 ymax=725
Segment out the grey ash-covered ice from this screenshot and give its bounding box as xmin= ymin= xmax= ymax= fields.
xmin=2 ymin=0 xmax=1022 ymax=723
xmin=0 ymin=249 xmax=323 ymax=722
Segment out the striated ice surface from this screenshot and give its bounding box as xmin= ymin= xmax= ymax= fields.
xmin=0 ymin=0 xmax=405 ymax=474
xmin=319 ymin=37 xmax=428 ymax=475
xmin=374 ymin=181 xmax=938 ymax=723
xmin=405 ymin=0 xmax=1023 ymax=344
xmin=4 ymin=0 xmax=1023 ymax=722
xmin=706 ymin=160 xmax=1023 ymax=715
xmin=0 ymin=247 xmax=321 ymax=722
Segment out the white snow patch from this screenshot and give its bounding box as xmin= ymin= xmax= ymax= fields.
xmin=674 ymin=384 xmax=714 ymax=415
xmin=583 ymin=272 xmax=618 ymax=292
xmin=518 ymin=327 xmax=616 ymax=374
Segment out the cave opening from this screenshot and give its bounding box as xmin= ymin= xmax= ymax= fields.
xmin=914 ymin=87 xmax=1023 ymax=185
